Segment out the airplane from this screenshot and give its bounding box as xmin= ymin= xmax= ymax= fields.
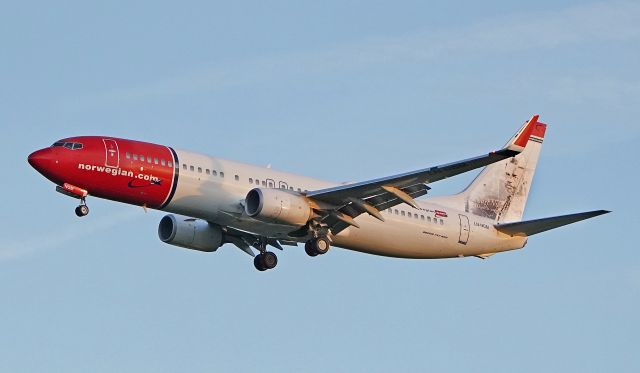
xmin=27 ymin=115 xmax=609 ymax=271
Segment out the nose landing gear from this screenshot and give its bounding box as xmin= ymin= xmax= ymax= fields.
xmin=75 ymin=199 xmax=89 ymax=217
xmin=56 ymin=184 xmax=90 ymax=218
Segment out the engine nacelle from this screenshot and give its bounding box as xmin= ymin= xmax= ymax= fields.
xmin=245 ymin=188 xmax=312 ymax=226
xmin=158 ymin=214 xmax=223 ymax=252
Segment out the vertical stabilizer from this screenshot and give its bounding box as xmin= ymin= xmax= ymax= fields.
xmin=429 ymin=116 xmax=547 ymax=223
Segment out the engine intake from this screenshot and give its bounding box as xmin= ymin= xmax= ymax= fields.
xmin=158 ymin=214 xmax=223 ymax=252
xmin=245 ymin=188 xmax=312 ymax=227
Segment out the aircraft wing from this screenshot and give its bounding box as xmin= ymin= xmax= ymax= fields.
xmin=305 ymin=115 xmax=539 ymax=234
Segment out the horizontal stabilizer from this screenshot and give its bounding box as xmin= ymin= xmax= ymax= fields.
xmin=495 ymin=210 xmax=610 ymax=237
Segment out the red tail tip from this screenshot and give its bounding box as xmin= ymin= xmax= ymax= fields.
xmin=531 ymin=122 xmax=547 ymax=139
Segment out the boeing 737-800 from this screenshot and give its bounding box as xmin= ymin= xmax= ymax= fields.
xmin=28 ymin=115 xmax=608 ymax=271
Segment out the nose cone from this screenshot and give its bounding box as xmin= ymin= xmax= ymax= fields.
xmin=28 ymin=148 xmax=53 ymax=174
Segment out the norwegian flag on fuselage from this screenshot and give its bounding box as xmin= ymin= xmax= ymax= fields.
xmin=435 ymin=210 xmax=448 ymax=218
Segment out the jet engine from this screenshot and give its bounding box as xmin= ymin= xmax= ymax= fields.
xmin=245 ymin=188 xmax=313 ymax=226
xmin=158 ymin=214 xmax=223 ymax=252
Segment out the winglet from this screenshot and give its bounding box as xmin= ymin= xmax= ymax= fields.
xmin=506 ymin=115 xmax=539 ymax=152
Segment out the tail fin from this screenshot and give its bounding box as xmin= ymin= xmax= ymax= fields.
xmin=431 ymin=115 xmax=547 ymax=223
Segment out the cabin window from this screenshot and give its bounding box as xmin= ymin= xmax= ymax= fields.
xmin=153 ymin=158 xmax=158 ymax=165
xmin=183 ymin=164 xmax=187 ymax=170
xmin=289 ymin=186 xmax=294 ymax=190
xmin=268 ymin=181 xmax=274 ymax=188
xmin=161 ymin=159 xmax=166 ymax=166
xmin=126 ymin=152 xmax=131 ymax=159
xmin=414 ymin=214 xmax=419 ymax=219
xmin=420 ymin=215 xmax=425 ymax=220
xmin=297 ymin=188 xmax=302 ymax=192
xmin=440 ymin=219 xmax=444 ymax=225
xmin=428 ymin=217 xmax=432 ymax=222
xmin=401 ymin=211 xmax=405 ymax=216
xmin=255 ymin=179 xmax=259 ymax=185
xmin=220 ymin=172 xmax=225 ymax=178
xmin=190 ymin=165 xmax=194 ymax=171
xmin=147 ymin=156 xmax=152 ymax=163
xmin=212 ymin=170 xmax=217 ymax=176
xmin=168 ymin=161 xmax=173 ymax=168
xmin=133 ymin=154 xmax=138 ymax=161
xmin=262 ymin=181 xmax=266 ymax=187
xmin=206 ymin=169 xmax=210 ymax=175
xmin=198 ymin=167 xmax=202 ymax=173
xmin=249 ymin=178 xmax=253 ymax=184
xmin=235 ymin=175 xmax=239 ymax=181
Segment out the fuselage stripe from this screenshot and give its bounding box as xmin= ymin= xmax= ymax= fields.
xmin=159 ymin=147 xmax=180 ymax=209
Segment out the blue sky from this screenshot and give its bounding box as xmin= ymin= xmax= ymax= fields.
xmin=1 ymin=1 xmax=638 ymax=372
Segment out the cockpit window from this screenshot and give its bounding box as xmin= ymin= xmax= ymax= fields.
xmin=51 ymin=141 xmax=83 ymax=150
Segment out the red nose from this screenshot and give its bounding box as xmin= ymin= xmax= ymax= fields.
xmin=28 ymin=148 xmax=53 ymax=174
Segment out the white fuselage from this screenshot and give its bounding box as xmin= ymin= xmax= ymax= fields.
xmin=164 ymin=150 xmax=527 ymax=259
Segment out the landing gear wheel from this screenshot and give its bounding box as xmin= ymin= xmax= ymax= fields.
xmin=75 ymin=204 xmax=89 ymax=217
xmin=262 ymin=251 xmax=278 ymax=270
xmin=313 ymin=237 xmax=330 ymax=255
xmin=254 ymin=252 xmax=278 ymax=271
xmin=305 ymin=241 xmax=318 ymax=257
xmin=254 ymin=254 xmax=267 ymax=271
xmin=305 ymin=237 xmax=331 ymax=256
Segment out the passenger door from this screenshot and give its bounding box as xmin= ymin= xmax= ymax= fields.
xmin=103 ymin=139 xmax=120 ymax=168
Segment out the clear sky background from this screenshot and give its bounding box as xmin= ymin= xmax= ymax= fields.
xmin=1 ymin=1 xmax=638 ymax=372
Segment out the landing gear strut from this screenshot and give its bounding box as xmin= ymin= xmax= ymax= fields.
xmin=305 ymin=236 xmax=331 ymax=257
xmin=253 ymin=238 xmax=278 ymax=271
xmin=75 ymin=199 xmax=89 ymax=217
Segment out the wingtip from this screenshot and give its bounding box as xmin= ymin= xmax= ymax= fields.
xmin=588 ymin=210 xmax=611 ymax=218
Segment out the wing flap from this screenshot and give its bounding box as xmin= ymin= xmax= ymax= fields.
xmin=495 ymin=210 xmax=610 ymax=237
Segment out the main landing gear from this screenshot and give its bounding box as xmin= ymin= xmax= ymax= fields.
xmin=305 ymin=236 xmax=331 ymax=257
xmin=253 ymin=238 xmax=278 ymax=272
xmin=75 ymin=199 xmax=89 ymax=217
xmin=254 ymin=251 xmax=278 ymax=271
